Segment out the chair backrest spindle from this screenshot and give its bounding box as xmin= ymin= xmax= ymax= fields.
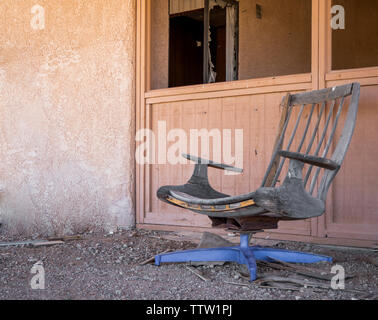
xmin=271 ymin=104 xmax=305 ymax=186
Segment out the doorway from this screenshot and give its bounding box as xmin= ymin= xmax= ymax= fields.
xmin=168 ymin=2 xmax=238 ymax=88
xmin=169 ymin=10 xmax=204 ymax=87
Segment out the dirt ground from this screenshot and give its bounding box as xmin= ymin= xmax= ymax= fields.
xmin=0 ymin=228 xmax=377 ymax=300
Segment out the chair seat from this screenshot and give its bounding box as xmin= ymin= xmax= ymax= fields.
xmin=158 ymin=182 xmax=270 ymax=218
xmin=169 ymin=190 xmax=257 ymax=206
xmin=158 ymin=177 xmax=325 ymax=220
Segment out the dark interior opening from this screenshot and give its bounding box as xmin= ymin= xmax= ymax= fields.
xmin=168 ymin=6 xmax=228 ymax=88
xmin=169 ymin=10 xmax=204 ymax=88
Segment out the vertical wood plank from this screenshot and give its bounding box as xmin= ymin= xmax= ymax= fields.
xmin=207 ymin=98 xmax=223 ymax=193
xmin=310 ymin=0 xmax=320 ymax=236
xmin=324 ymin=85 xmax=378 ymax=240
xmin=311 ymin=0 xmax=320 ymax=91
xmin=221 ymin=97 xmax=236 ymax=197
xmin=234 ymin=95 xmax=251 ymax=196
xmin=250 ymin=94 xmax=266 ymax=190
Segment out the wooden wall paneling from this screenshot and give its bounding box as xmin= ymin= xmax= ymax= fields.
xmin=181 ymin=100 xmax=200 ymax=188
xmin=316 ymin=0 xmax=331 ymax=238
xmin=318 ymin=0 xmax=329 ymax=91
xmin=148 ymin=104 xmax=159 ymax=216
xmin=145 ymin=74 xmax=312 ymax=100
xmin=327 ymin=77 xmax=378 ymax=88
xmin=268 ymin=92 xmax=312 ymax=236
xmin=183 ymin=99 xmax=213 ymax=227
xmin=234 ymin=95 xmax=252 ymax=196
xmin=326 ymin=67 xmax=378 ymax=82
xmin=145 ymin=82 xmax=313 ymax=104
xmin=207 ymin=98 xmax=224 ymax=196
xmin=136 ymin=0 xmax=147 ymax=224
xmin=144 ymin=104 xmax=152 ymax=215
xmin=323 ymin=84 xmax=378 ymax=240
xmin=220 ymin=97 xmax=237 ymax=197
xmin=311 ymin=0 xmax=319 ymax=91
xmin=137 ymin=0 xmax=378 ymax=244
xmin=319 ymin=0 xmax=378 ymax=242
xmin=250 ymin=94 xmax=266 ymax=190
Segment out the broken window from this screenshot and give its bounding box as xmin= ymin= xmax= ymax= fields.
xmin=150 ymin=0 xmax=311 ymax=90
xmin=168 ymin=0 xmax=239 ymax=88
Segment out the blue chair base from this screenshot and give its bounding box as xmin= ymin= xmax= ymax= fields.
xmin=155 ymin=234 xmax=332 ymax=281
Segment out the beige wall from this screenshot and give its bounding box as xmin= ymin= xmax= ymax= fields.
xmin=332 ymin=0 xmax=378 ymax=70
xmin=239 ymin=0 xmax=311 ymax=80
xmin=0 ymin=0 xmax=136 ymax=236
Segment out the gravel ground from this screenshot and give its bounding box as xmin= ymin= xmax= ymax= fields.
xmin=0 ymin=229 xmax=377 ymax=300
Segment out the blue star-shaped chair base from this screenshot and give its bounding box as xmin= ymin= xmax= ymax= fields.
xmin=155 ymin=234 xmax=332 ymax=281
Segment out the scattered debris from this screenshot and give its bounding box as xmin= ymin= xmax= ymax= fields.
xmin=0 ymin=234 xmax=83 ymax=248
xmin=224 ymin=281 xmax=249 ymax=287
xmin=0 ymin=239 xmax=64 ymax=248
xmin=129 ymin=231 xmax=138 ymax=237
xmin=139 ymin=249 xmax=171 ymax=265
xmin=257 ymin=258 xmax=349 ymax=282
xmin=316 ymin=243 xmax=377 ymax=252
xmin=237 ymin=271 xmax=251 ymax=281
xmin=225 ymin=279 xmax=307 ymax=293
xmin=191 ymin=232 xmax=234 ymax=267
xmin=255 ymin=275 xmax=331 ymax=290
xmin=31 ymin=240 xmax=64 ymax=247
xmin=47 ymin=235 xmax=83 ymax=242
xmin=255 ymin=274 xmax=366 ymax=295
xmin=366 ymin=256 xmax=378 ymax=267
xmin=359 ymin=291 xmax=378 ymax=300
xmin=197 ymin=232 xmax=234 ymax=249
xmin=256 ymin=284 xmax=302 ymax=292
xmin=186 ymin=266 xmax=210 ymax=282
xmin=0 ymin=229 xmax=376 ymax=300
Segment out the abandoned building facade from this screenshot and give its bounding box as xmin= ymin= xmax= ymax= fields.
xmin=0 ymin=0 xmax=377 ymax=247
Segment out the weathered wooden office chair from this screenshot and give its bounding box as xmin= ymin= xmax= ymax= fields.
xmin=155 ymin=83 xmax=360 ymax=281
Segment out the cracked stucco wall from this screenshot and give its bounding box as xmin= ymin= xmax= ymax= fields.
xmin=0 ymin=1 xmax=136 ymax=236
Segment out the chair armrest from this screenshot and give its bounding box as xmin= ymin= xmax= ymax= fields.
xmin=182 ymin=153 xmax=243 ymax=173
xmin=279 ymin=151 xmax=339 ymax=171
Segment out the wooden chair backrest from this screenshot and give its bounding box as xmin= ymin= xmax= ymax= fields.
xmin=261 ymin=83 xmax=360 ymax=201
